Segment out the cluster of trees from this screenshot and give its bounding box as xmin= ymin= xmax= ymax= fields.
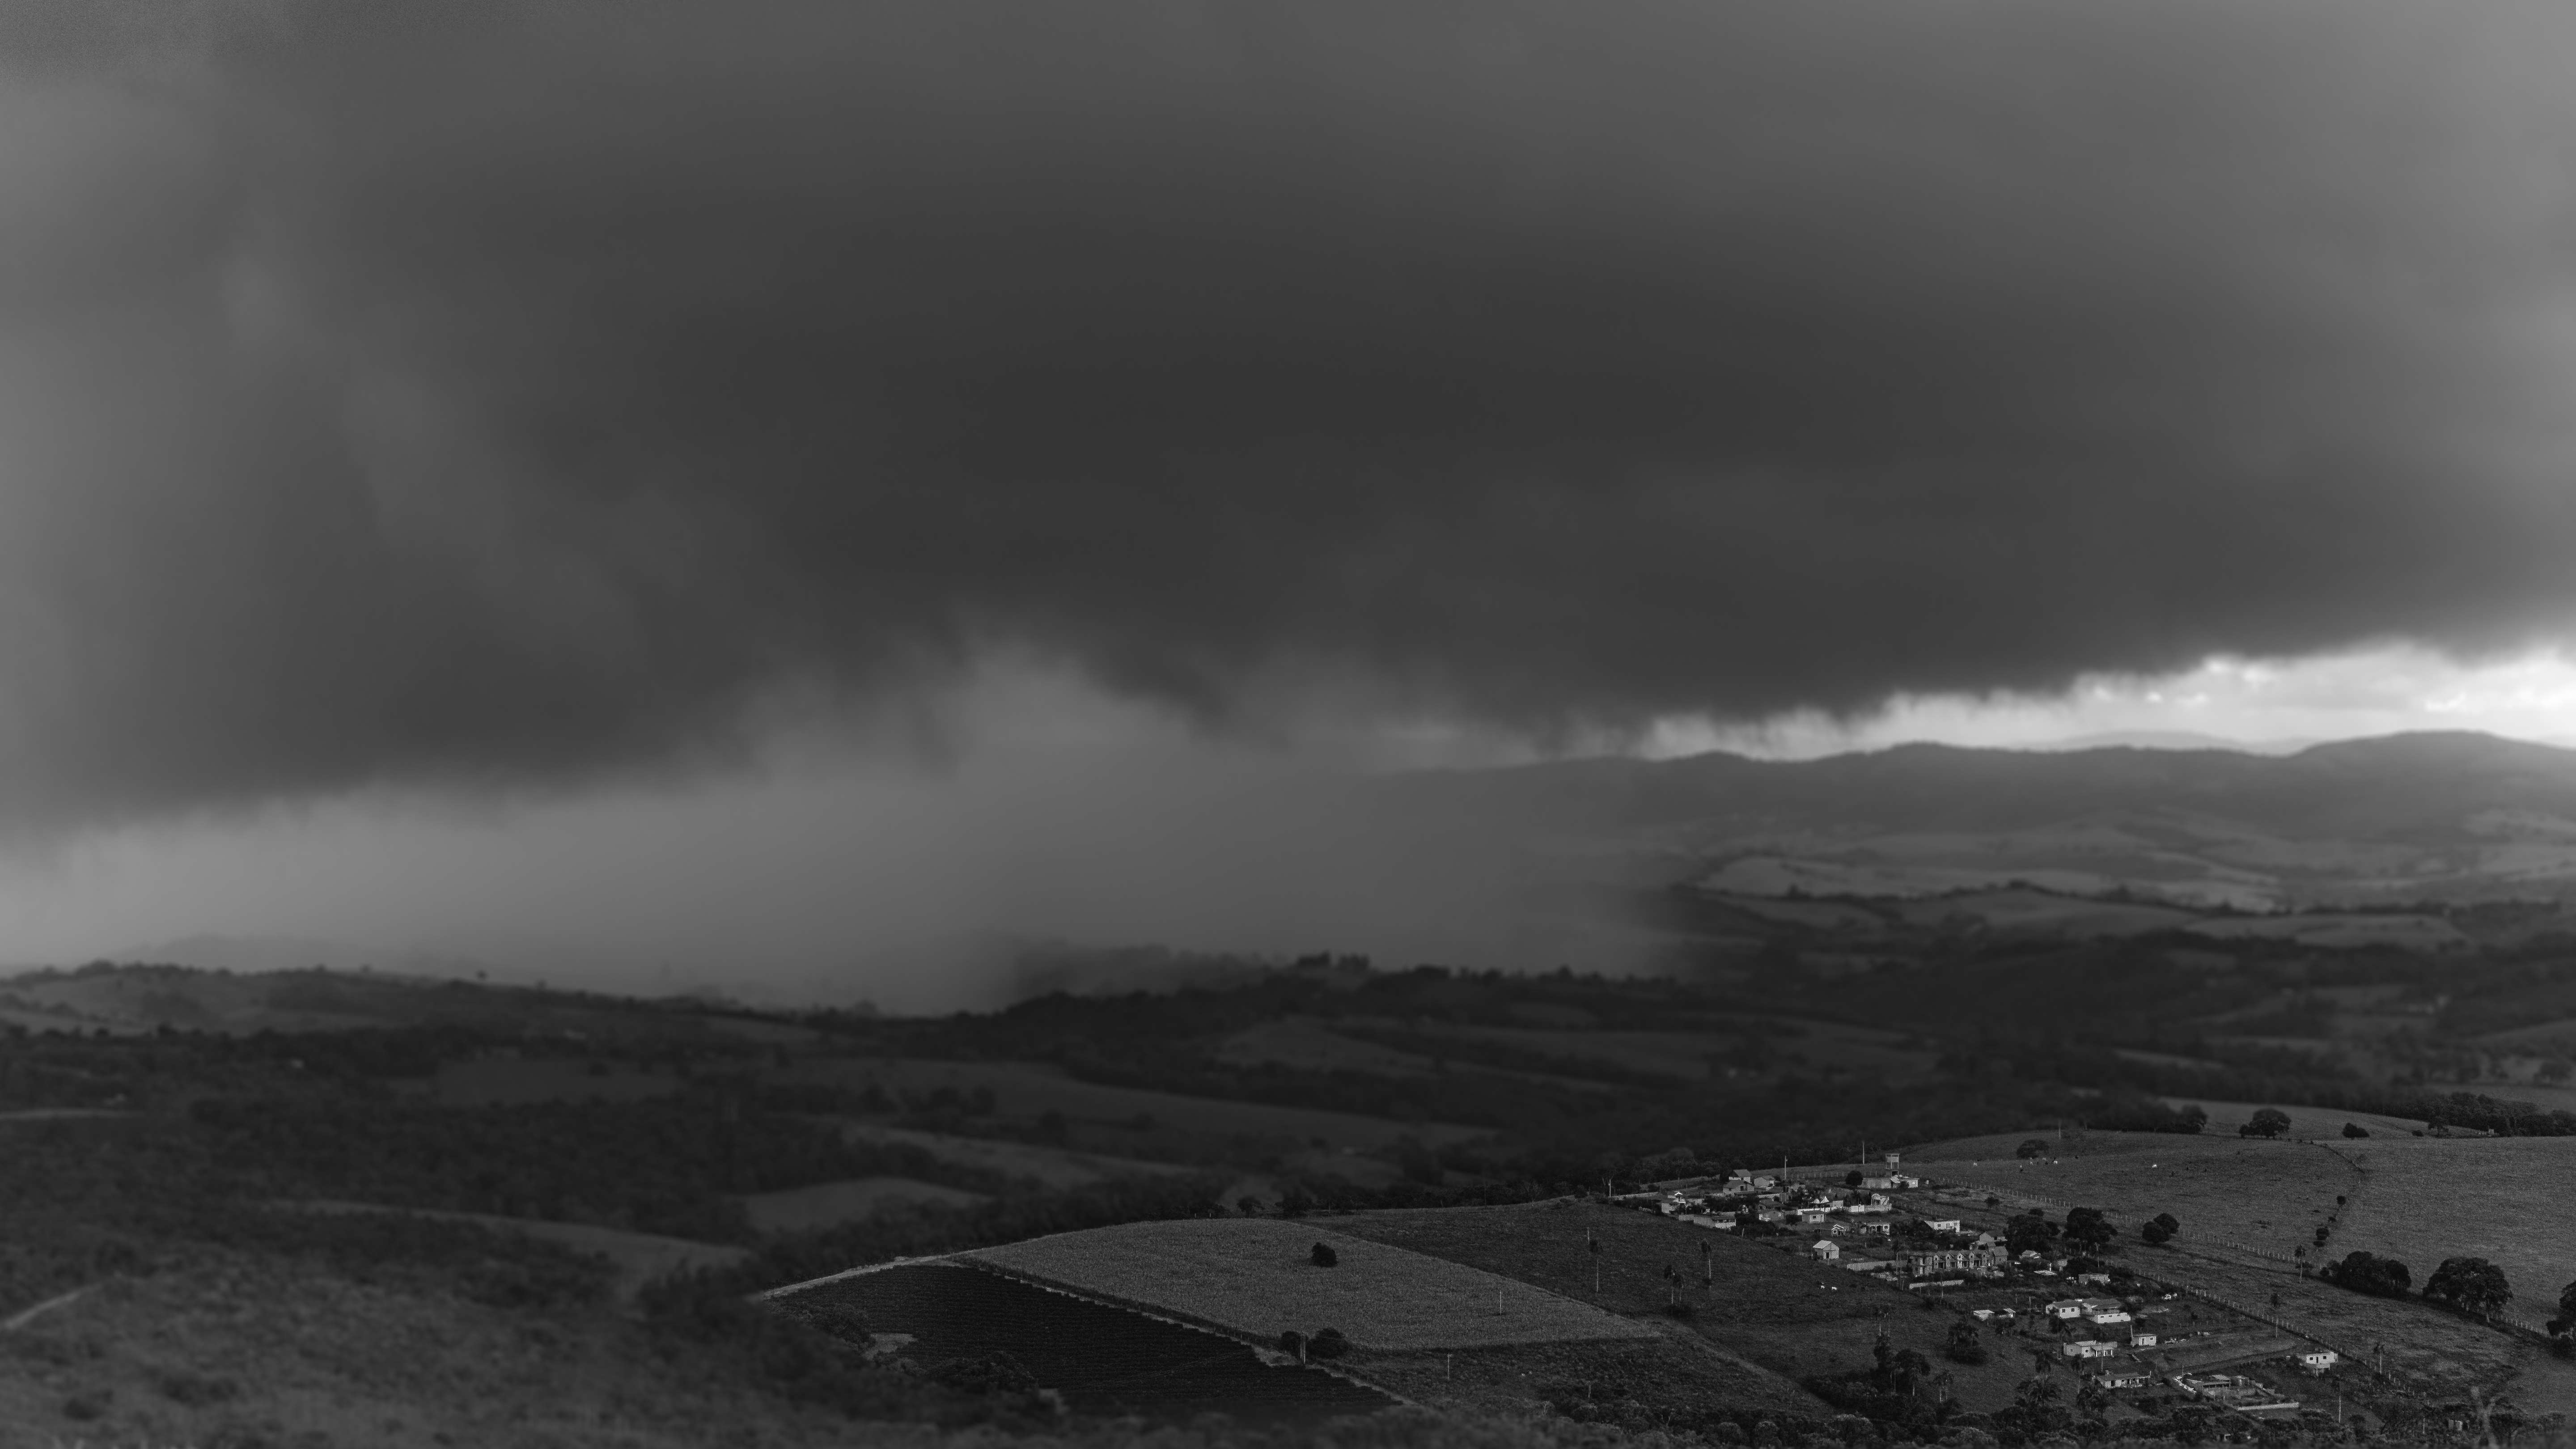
xmin=2321 ymin=1249 xmax=2525 ymax=1322
xmin=2318 ymin=1250 xmax=2412 ymax=1298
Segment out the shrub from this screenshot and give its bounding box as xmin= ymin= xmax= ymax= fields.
xmin=1309 ymin=1326 xmax=1349 ymax=1359
xmin=1310 ymin=1241 xmax=1339 ymax=1267
xmin=2016 ymin=1140 xmax=2049 ymax=1160
xmin=2342 ymin=1123 xmax=2370 ymax=1139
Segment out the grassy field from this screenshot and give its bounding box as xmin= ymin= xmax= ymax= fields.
xmin=1911 ymin=1131 xmax=2361 ymax=1266
xmin=284 ymin=1199 xmax=747 ymax=1301
xmin=1331 ymin=1200 xmax=2038 ymax=1414
xmin=2326 ymin=1136 xmax=2576 ymax=1337
xmin=0 ymin=1252 xmax=873 ymax=1449
xmin=781 ymin=1058 xmax=1489 ymax=1148
xmin=737 ymin=1176 xmax=990 ymax=1234
xmin=830 ymin=1121 xmax=1192 ymax=1190
xmin=775 ymin=1262 xmax=1397 ymax=1423
xmin=963 ymin=1219 xmax=1654 ymax=1352
xmin=398 ymin=1055 xmax=686 ymax=1107
xmin=1413 ymin=1019 xmax=1938 ymax=1085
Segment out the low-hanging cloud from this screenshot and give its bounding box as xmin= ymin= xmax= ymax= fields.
xmin=4 ymin=0 xmax=2576 ymax=831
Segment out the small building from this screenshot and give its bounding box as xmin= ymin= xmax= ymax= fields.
xmin=2096 ymin=1370 xmax=2152 ymax=1391
xmin=2297 ymin=1349 xmax=2339 ymax=1373
xmin=2087 ymin=1310 xmax=2133 ymax=1326
xmin=1811 ymin=1239 xmax=1842 ymax=1262
xmin=1909 ymin=1245 xmax=2007 ymax=1279
xmin=2131 ymin=1331 xmax=2158 ymax=1348
xmin=2063 ymin=1340 xmax=2117 ymax=1360
xmin=2046 ymin=1299 xmax=2088 ymax=1319
xmin=1921 ymin=1218 xmax=1964 ymax=1234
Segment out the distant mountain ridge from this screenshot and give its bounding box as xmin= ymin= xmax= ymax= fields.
xmin=1375 ymin=730 xmax=2576 ymax=918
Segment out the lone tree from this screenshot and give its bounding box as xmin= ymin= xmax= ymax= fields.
xmin=2064 ymin=1207 xmax=2117 ymax=1252
xmin=2321 ymin=1250 xmax=2412 ymax=1298
xmin=2241 ymin=1108 xmax=2292 ymax=1139
xmin=1847 ymin=1169 xmax=1866 ymax=1188
xmin=2423 ymin=1256 xmax=2512 ymax=1321
xmin=2016 ymin=1139 xmax=2050 ymax=1160
xmin=1944 ymin=1317 xmax=1989 ymax=1365
xmin=1278 ymin=1329 xmax=1307 ymax=1363
xmin=2548 ymin=1279 xmax=2576 ymax=1339
xmin=1308 ymin=1327 xmax=1349 ymax=1360
xmin=2342 ymin=1122 xmax=2371 ymax=1139
xmin=1310 ymin=1241 xmax=1339 ymax=1268
xmin=2140 ymin=1212 xmax=2181 ymax=1246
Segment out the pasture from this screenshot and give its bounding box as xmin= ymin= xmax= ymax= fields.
xmin=780 ymin=1056 xmax=1487 ymax=1148
xmin=1418 ymin=1017 xmax=1937 ymax=1085
xmin=735 ymin=1176 xmax=988 ymax=1234
xmin=775 ymin=1261 xmax=1395 ymax=1423
xmin=829 ymin=1121 xmax=1190 ymax=1190
xmin=1911 ymin=1131 xmax=2361 ymax=1266
xmin=2325 ymin=1136 xmax=2576 ymax=1337
xmin=396 ymin=1055 xmax=683 ymax=1107
xmin=280 ymin=1199 xmax=746 ymax=1301
xmin=963 ymin=1218 xmax=1654 ymax=1352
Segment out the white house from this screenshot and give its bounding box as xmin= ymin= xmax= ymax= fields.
xmin=2297 ymin=1350 xmax=2339 ymax=1373
xmin=2096 ymin=1370 xmax=2152 ymax=1391
xmin=2047 ymin=1300 xmax=2087 ymax=1319
xmin=2063 ymin=1340 xmax=2117 ymax=1360
xmin=2131 ymin=1331 xmax=2158 ymax=1348
xmin=1922 ymin=1218 xmax=1964 ymax=1234
xmin=1811 ymin=1239 xmax=1842 ymax=1262
xmin=2087 ymin=1310 xmax=2133 ymax=1327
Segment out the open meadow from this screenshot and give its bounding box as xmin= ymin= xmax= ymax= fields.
xmin=2325 ymin=1136 xmax=2576 ymax=1338
xmin=964 ymin=1219 xmax=1653 ymax=1352
xmin=774 ymin=1262 xmax=1396 ymax=1423
xmin=829 ymin=1121 xmax=1191 ymax=1190
xmin=281 ymin=1199 xmax=749 ymax=1301
xmin=736 ymin=1176 xmax=990 ymax=1235
xmin=777 ymin=1057 xmax=1488 ymax=1149
xmin=1911 ymin=1131 xmax=2361 ymax=1267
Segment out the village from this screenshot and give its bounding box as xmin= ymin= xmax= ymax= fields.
xmin=1626 ymin=1156 xmax=2345 ymax=1428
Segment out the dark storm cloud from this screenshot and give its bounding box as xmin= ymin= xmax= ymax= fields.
xmin=2 ymin=0 xmax=2573 ymax=827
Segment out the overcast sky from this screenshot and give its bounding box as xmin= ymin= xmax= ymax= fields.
xmin=5 ymin=2 xmax=2576 ymax=998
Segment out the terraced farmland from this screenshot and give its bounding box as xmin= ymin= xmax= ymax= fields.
xmin=962 ymin=1218 xmax=1653 ymax=1351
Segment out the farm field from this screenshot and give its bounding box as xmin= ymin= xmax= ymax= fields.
xmin=1352 ymin=1327 xmax=1820 ymax=1421
xmin=963 ymin=1219 xmax=1652 ymax=1352
xmin=1330 ymin=1200 xmax=2034 ymax=1414
xmin=396 ymin=1055 xmax=686 ymax=1107
xmin=777 ymin=1056 xmax=1488 ymax=1148
xmin=0 ymin=1252 xmax=876 ymax=1449
xmin=1908 ymin=1137 xmax=2552 ymax=1399
xmin=735 ymin=1176 xmax=989 ymax=1234
xmin=282 ymin=1199 xmax=746 ymax=1300
xmin=772 ymin=1261 xmax=1396 ymax=1424
xmin=1415 ymin=1020 xmax=1936 ymax=1085
xmin=2325 ymin=1137 xmax=2576 ymax=1338
xmin=827 ymin=1121 xmax=1191 ymax=1190
xmin=1912 ymin=1131 xmax=2361 ymax=1267
xmin=1219 ymin=1018 xmax=1616 ymax=1093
